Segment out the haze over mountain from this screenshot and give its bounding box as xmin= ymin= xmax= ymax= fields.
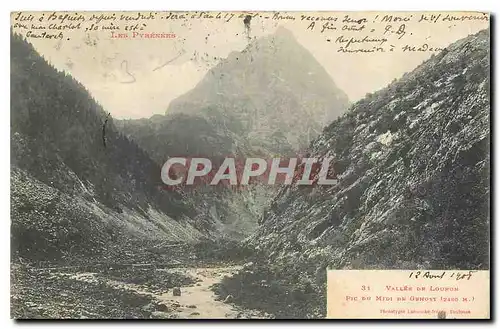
xmin=120 ymin=28 xmax=349 ymax=160
xmin=165 ymin=27 xmax=349 ymax=153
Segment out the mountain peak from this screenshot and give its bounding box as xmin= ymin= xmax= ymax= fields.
xmin=252 ymin=26 xmax=298 ymax=49
xmin=166 ymin=29 xmax=349 ymax=152
xmin=273 ymin=26 xmax=295 ymax=39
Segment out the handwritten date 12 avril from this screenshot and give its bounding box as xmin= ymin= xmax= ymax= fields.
xmin=409 ymin=270 xmax=476 ymax=281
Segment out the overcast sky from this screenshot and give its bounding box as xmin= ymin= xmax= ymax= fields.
xmin=13 ymin=11 xmax=489 ymax=119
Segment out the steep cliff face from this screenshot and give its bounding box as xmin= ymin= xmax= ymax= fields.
xmin=10 ymin=34 xmax=203 ymax=262
xmin=243 ymin=29 xmax=489 ymax=314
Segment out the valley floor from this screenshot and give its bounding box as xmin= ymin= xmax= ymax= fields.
xmin=11 ymin=261 xmax=271 ymax=319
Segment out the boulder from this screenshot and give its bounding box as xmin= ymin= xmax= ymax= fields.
xmin=151 ymin=311 xmax=171 ymax=319
xmin=155 ymin=302 xmax=169 ymax=312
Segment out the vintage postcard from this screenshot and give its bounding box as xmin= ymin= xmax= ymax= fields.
xmin=10 ymin=11 xmax=490 ymax=319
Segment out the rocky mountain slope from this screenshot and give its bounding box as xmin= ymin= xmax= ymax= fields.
xmin=224 ymin=29 xmax=490 ymax=318
xmin=10 ymin=33 xmax=205 ymax=263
